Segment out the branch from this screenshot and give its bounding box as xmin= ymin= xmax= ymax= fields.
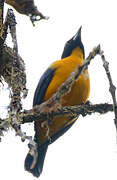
xmin=5 ymin=0 xmax=49 ymax=26
xmin=99 ymin=51 xmax=117 ymax=130
xmin=21 ymin=103 xmax=113 ymax=124
xmin=0 ymin=0 xmax=4 ymax=56
xmin=0 ymin=103 xmax=114 ymax=142
xmin=7 ymin=9 xmax=18 ymax=53
xmin=0 ymin=9 xmax=29 ymax=144
xmin=0 ymin=0 xmax=4 ymax=24
xmin=0 ymin=1 xmax=11 ymax=51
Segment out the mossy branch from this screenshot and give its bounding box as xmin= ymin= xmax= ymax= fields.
xmin=21 ymin=103 xmax=113 ymax=124
xmin=5 ymin=0 xmax=49 ymax=25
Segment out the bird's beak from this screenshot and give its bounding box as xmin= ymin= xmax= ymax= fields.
xmin=73 ymin=26 xmax=82 ymax=41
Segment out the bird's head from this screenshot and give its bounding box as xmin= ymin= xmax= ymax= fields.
xmin=61 ymin=26 xmax=85 ymax=59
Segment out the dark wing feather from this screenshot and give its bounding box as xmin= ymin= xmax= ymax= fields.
xmin=33 ymin=68 xmax=56 ymax=106
xmin=25 ymin=68 xmax=56 ymax=177
xmin=49 ymin=120 xmax=76 ymax=144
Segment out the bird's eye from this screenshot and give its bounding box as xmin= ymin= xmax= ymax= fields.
xmin=64 ymin=42 xmax=69 ymax=49
xmin=67 ymin=40 xmax=71 ymax=44
xmin=65 ymin=41 xmax=70 ymax=46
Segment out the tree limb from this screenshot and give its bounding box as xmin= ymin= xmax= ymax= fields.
xmin=21 ymin=103 xmax=113 ymax=124
xmin=0 ymin=0 xmax=5 ymax=56
xmin=5 ymin=0 xmax=49 ymax=25
xmin=99 ymin=51 xmax=117 ymax=130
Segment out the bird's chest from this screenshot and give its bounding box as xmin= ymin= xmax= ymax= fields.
xmin=45 ymin=60 xmax=90 ymax=105
xmin=61 ymin=71 xmax=90 ymax=106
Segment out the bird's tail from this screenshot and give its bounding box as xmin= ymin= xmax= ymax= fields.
xmin=24 ymin=142 xmax=48 ymax=177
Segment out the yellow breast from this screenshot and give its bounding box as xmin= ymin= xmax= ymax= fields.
xmin=45 ymin=48 xmax=90 ymax=104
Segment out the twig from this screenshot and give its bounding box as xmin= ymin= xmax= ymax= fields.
xmin=7 ymin=9 xmax=18 ymax=54
xmin=0 ymin=2 xmax=12 ymax=51
xmin=0 ymin=9 xmax=30 ymax=145
xmin=0 ymin=0 xmax=4 ymax=56
xmin=21 ymin=103 xmax=113 ymax=124
xmin=6 ymin=10 xmax=31 ymax=143
xmin=7 ymin=9 xmax=22 ymax=122
xmin=5 ymin=0 xmax=49 ymax=26
xmin=0 ymin=103 xmax=114 ymax=142
xmin=99 ymin=51 xmax=117 ymax=130
xmin=0 ymin=0 xmax=4 ymax=24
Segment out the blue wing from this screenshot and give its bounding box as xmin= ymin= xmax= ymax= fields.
xmin=33 ymin=68 xmax=56 ymax=106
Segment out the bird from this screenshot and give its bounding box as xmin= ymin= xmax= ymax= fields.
xmin=24 ymin=26 xmax=90 ymax=177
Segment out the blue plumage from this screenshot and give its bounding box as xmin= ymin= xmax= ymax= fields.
xmin=33 ymin=68 xmax=56 ymax=106
xmin=25 ymin=68 xmax=55 ymax=177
